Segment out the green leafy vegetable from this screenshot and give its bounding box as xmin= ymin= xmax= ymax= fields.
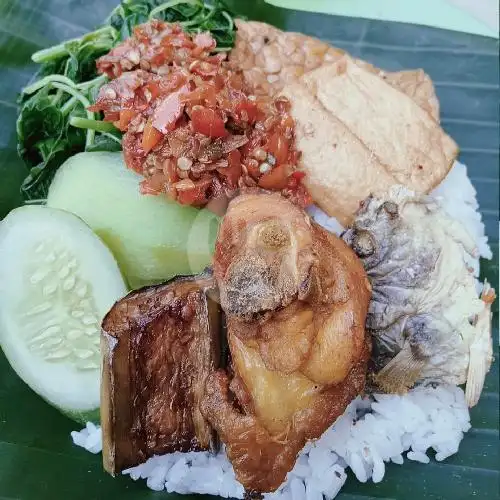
xmin=16 ymin=0 xmax=236 ymax=201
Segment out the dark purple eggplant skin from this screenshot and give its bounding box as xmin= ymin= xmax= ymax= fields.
xmin=101 ymin=271 xmax=221 ymax=475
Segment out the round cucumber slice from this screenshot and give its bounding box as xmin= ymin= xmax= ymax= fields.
xmin=47 ymin=152 xmax=220 ymax=289
xmin=0 ymin=206 xmax=127 ymax=423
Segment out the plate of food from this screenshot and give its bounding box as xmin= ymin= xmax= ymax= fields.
xmin=0 ymin=1 xmax=498 ymax=499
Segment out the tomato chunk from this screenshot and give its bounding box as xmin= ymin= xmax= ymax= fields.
xmin=152 ymin=85 xmax=189 ymax=134
xmin=218 ymin=150 xmax=242 ymax=188
xmin=234 ymin=99 xmax=258 ymax=124
xmin=266 ymin=132 xmax=289 ymax=166
xmin=258 ymin=164 xmax=291 ymax=190
xmin=116 ymin=109 xmax=136 ymax=131
xmin=191 ymin=106 xmax=228 ymax=138
xmin=142 ymin=118 xmax=163 ymax=153
xmin=176 ymin=178 xmax=212 ymax=206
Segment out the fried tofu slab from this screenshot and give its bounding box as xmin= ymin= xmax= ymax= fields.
xmin=281 ymin=59 xmax=457 ymax=224
xmin=101 ymin=273 xmax=220 ymax=475
xmin=231 ymin=21 xmax=457 ymax=225
xmin=301 ymin=57 xmax=457 ymax=194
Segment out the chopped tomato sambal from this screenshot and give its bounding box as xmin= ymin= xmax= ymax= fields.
xmin=89 ymin=20 xmax=311 ymax=208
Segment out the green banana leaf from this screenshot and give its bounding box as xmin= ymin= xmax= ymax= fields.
xmin=0 ymin=1 xmax=498 ymax=499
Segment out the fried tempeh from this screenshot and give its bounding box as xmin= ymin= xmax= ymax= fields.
xmin=101 ymin=273 xmax=220 ymax=475
xmin=231 ymin=20 xmax=440 ymax=120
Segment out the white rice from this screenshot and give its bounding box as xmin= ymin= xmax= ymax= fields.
xmin=71 ymin=160 xmax=490 ymax=498
xmin=72 ymin=385 xmax=470 ymax=498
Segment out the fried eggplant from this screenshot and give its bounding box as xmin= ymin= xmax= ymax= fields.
xmin=101 ymin=273 xmax=221 ymax=475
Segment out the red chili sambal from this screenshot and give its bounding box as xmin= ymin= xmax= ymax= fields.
xmin=89 ymin=20 xmax=311 ymax=208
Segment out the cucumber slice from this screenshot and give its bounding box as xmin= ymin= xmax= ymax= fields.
xmin=47 ymin=152 xmax=220 ymax=289
xmin=0 ymin=206 xmax=127 ymax=423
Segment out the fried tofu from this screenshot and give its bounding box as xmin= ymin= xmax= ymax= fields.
xmin=279 ymin=82 xmax=398 ymax=224
xmin=301 ymin=57 xmax=457 ymax=194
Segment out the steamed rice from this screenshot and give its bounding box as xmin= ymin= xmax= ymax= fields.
xmin=71 ymin=161 xmax=491 ymax=499
xmin=72 ymin=385 xmax=471 ymax=499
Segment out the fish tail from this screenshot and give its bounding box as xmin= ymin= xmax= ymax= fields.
xmin=374 ymin=343 xmax=425 ymax=394
xmin=465 ymin=349 xmax=489 ymax=407
xmin=466 ymin=281 xmax=495 ymax=407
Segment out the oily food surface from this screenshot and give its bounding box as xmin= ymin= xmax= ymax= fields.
xmin=281 ymin=60 xmax=457 ymax=224
xmin=88 ymin=18 xmax=457 ymax=227
xmin=90 ymin=20 xmax=310 ymax=208
xmin=100 ymin=274 xmax=220 ymax=474
xmin=203 ymin=193 xmax=371 ymax=492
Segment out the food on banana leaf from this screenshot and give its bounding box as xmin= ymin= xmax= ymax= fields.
xmin=101 ymin=272 xmax=221 ymax=475
xmin=10 ymin=4 xmax=497 ymax=500
xmin=342 ymin=187 xmax=495 ymax=407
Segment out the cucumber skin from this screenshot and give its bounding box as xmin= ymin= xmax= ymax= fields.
xmin=63 ymin=407 xmax=100 ymax=425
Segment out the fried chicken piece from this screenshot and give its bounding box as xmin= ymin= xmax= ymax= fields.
xmin=203 ymin=361 xmax=367 ymax=493
xmin=231 ymin=20 xmax=440 ymax=120
xmin=202 ymin=193 xmax=371 ymax=492
xmin=101 ymin=273 xmax=220 ymax=474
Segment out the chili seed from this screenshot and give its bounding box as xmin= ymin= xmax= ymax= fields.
xmin=127 ymin=49 xmax=141 ymax=65
xmin=253 ymin=148 xmax=267 ymax=161
xmin=104 ymin=87 xmax=117 ymax=99
xmin=259 ymin=162 xmax=272 ymax=174
xmin=267 ymin=153 xmax=276 ymax=166
xmin=177 ymin=157 xmax=193 ymax=171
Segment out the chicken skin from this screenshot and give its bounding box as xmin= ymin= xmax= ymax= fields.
xmin=202 ymin=193 xmax=371 ymax=492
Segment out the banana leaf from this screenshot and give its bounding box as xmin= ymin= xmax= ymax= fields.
xmin=0 ymin=1 xmax=498 ymax=499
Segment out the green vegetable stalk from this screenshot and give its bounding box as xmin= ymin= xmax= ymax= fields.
xmin=16 ymin=0 xmax=236 ymax=201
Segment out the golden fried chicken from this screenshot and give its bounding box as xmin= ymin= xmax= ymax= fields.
xmin=202 ymin=193 xmax=371 ymax=492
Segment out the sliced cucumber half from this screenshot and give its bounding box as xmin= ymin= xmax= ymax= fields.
xmin=0 ymin=206 xmax=127 ymax=423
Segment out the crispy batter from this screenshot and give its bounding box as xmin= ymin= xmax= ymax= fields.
xmin=231 ymin=20 xmax=440 ymax=120
xmin=101 ymin=274 xmax=220 ymax=475
xmin=204 ymin=193 xmax=371 ymax=492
